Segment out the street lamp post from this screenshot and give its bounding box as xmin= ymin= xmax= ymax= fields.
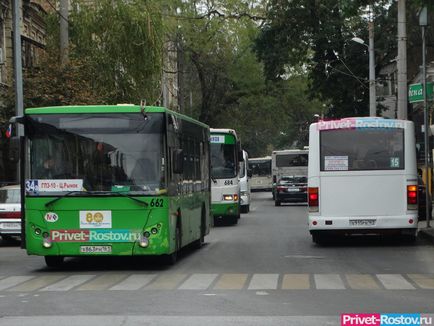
xmin=352 ymin=34 xmax=376 ymax=117
xmin=419 ymin=6 xmax=431 ymax=228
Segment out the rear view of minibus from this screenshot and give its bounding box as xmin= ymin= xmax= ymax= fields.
xmin=308 ymin=118 xmax=418 ymax=244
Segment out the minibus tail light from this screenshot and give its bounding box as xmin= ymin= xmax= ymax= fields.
xmin=407 ymin=185 xmax=417 ymax=210
xmin=308 ymin=187 xmax=319 ymax=212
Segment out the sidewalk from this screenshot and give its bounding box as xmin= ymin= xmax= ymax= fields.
xmin=418 ymin=220 xmax=434 ymax=243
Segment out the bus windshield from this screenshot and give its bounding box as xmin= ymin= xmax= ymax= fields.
xmin=249 ymin=160 xmax=271 ymax=176
xmin=26 ymin=113 xmax=165 ymax=194
xmin=211 ymin=143 xmax=237 ymax=178
xmin=276 ymin=154 xmax=308 ymax=167
xmin=320 ymin=128 xmax=404 ymax=171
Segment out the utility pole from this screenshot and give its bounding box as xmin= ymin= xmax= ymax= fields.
xmin=420 ymin=6 xmax=431 ymax=228
xmin=368 ymin=10 xmax=376 ymax=117
xmin=397 ymin=0 xmax=408 ymax=120
xmin=12 ymin=0 xmax=23 ymax=136
xmin=59 ymin=0 xmax=69 ymax=65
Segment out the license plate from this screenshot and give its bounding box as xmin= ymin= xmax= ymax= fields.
xmin=286 ymin=188 xmax=299 ymax=192
xmin=80 ymin=246 xmax=112 ymax=254
xmin=0 ymin=222 xmax=21 ymax=230
xmin=349 ymin=219 xmax=376 ymax=226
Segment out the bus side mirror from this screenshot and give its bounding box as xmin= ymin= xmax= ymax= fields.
xmin=247 ymin=169 xmax=253 ymax=178
xmin=9 ymin=136 xmax=21 ymax=163
xmin=173 ymin=149 xmax=184 ymax=174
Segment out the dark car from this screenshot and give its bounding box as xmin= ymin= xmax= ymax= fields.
xmin=275 ymin=176 xmax=307 ymax=206
xmin=418 ymin=176 xmax=432 ymax=221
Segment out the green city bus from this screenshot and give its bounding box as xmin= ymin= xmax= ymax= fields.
xmin=14 ymin=105 xmax=211 ymax=267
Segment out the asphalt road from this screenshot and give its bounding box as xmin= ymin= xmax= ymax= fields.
xmin=0 ymin=192 xmax=433 ymax=326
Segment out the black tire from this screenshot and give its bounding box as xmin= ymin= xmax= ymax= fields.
xmin=240 ymin=205 xmax=248 ymax=214
xmin=1 ymin=235 xmax=14 ymax=243
xmin=232 ymin=216 xmax=239 ymax=225
xmin=275 ymin=200 xmax=281 ymax=206
xmin=164 ymin=222 xmax=181 ymax=265
xmin=193 ymin=207 xmax=206 ymax=249
xmin=312 ymin=232 xmax=327 ymax=245
xmin=44 ymin=256 xmax=64 ymax=268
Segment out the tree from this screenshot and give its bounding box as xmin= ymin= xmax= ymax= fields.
xmin=254 ymin=0 xmax=411 ymax=118
xmin=70 ymin=0 xmax=164 ymax=104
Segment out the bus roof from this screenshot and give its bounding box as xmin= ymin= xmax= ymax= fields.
xmin=24 ymin=105 xmax=209 ymax=128
xmin=311 ymin=117 xmax=412 ymax=131
xmin=210 ymin=128 xmax=238 ymax=138
xmin=272 ymin=149 xmax=308 ymax=155
xmin=249 ymin=156 xmax=271 ymax=161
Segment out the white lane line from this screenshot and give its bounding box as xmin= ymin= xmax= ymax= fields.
xmin=376 ymin=274 xmax=415 ymax=290
xmin=247 ymin=274 xmax=279 ymax=290
xmin=178 ymin=274 xmax=218 ymax=290
xmin=109 ymin=274 xmax=157 ymax=291
xmin=0 ymin=276 xmax=35 ymax=291
xmin=39 ymin=275 xmax=96 ymax=292
xmin=314 ymin=274 xmax=345 ymax=290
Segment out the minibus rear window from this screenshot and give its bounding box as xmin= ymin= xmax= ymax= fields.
xmin=320 ymin=128 xmax=404 ymax=171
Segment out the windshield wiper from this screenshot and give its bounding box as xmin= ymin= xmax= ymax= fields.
xmin=45 ymin=191 xmax=86 ymax=207
xmin=105 ymin=191 xmax=149 ymax=207
xmin=44 ymin=190 xmax=149 ymax=207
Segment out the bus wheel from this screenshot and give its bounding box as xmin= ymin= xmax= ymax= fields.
xmin=312 ymin=233 xmax=326 ymax=245
xmin=241 ymin=205 xmax=249 ymax=214
xmin=164 ymin=223 xmax=181 ymax=265
xmin=44 ymin=256 xmax=64 ymax=268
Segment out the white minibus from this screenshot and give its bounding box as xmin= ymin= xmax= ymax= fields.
xmin=308 ymin=117 xmax=418 ymax=243
xmin=248 ymin=156 xmax=272 ymax=191
xmin=272 ymin=149 xmax=308 ymax=199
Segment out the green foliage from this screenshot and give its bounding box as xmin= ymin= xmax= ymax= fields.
xmin=70 ymin=0 xmax=164 ymax=103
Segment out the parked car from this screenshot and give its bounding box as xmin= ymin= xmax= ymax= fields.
xmin=274 ymin=176 xmax=307 ymax=206
xmin=0 ymin=185 xmax=21 ymax=241
xmin=418 ymin=176 xmax=432 ymax=221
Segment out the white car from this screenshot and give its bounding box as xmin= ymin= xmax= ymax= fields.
xmin=0 ymin=185 xmax=21 ymax=241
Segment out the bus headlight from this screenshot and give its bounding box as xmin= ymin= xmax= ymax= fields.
xmin=223 ymin=195 xmax=234 ymax=201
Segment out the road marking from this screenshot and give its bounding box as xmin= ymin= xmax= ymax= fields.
xmin=248 ymin=274 xmax=279 ymax=290
xmin=109 ymin=274 xmax=157 ymax=291
xmin=376 ymin=274 xmax=415 ymax=290
xmin=285 ymin=255 xmax=325 ymax=259
xmin=314 ymin=274 xmax=345 ymax=290
xmin=76 ymin=274 xmax=127 ymax=291
xmin=178 ymin=274 xmax=218 ymax=290
xmin=145 ymin=274 xmax=188 ymax=290
xmin=39 ymin=275 xmax=96 ymax=291
xmin=0 ymin=276 xmax=35 ymax=291
xmin=8 ymin=275 xmax=66 ymax=292
xmin=281 ymin=274 xmax=310 ymax=289
xmin=407 ymin=274 xmax=434 ymax=289
xmin=0 ymin=315 xmax=341 ymax=326
xmin=213 ymin=274 xmax=248 ymax=290
xmin=346 ymin=274 xmax=381 ymax=290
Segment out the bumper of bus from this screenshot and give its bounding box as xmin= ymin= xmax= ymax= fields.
xmin=211 ymin=202 xmax=239 ymax=218
xmin=25 ymin=225 xmax=173 ymax=257
xmin=308 ymin=214 xmax=418 ymax=234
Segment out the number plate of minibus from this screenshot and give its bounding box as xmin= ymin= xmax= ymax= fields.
xmin=349 ymin=219 xmax=376 ymax=226
xmin=80 ymin=246 xmax=112 ymax=254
